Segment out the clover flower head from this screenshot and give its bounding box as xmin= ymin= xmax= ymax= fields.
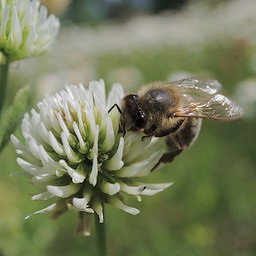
xmin=0 ymin=0 xmax=60 ymax=63
xmin=11 ymin=80 xmax=172 ymax=235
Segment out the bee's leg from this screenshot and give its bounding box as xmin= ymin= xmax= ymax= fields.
xmin=152 ymin=118 xmax=201 ymax=171
xmin=151 ymin=133 xmax=187 ymax=170
xmin=141 ymin=134 xmax=153 ymax=141
xmin=152 ymin=149 xmax=183 ymax=170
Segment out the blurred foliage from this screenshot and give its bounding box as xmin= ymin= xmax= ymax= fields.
xmin=64 ymin=0 xmax=190 ymax=24
xmin=1 ymin=1 xmax=256 ymax=256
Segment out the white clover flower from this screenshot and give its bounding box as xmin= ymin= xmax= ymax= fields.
xmin=11 ymin=80 xmax=172 ymax=235
xmin=0 ymin=0 xmax=60 ymax=63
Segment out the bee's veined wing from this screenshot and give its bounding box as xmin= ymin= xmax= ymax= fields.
xmin=167 ymin=77 xmax=242 ymax=120
xmin=174 ymin=94 xmax=243 ymax=121
xmin=170 ymin=77 xmax=222 ymax=95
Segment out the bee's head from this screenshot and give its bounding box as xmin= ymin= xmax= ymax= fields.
xmin=120 ymin=94 xmax=147 ymax=133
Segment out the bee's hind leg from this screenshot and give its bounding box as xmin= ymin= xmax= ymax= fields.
xmin=152 ymin=149 xmax=183 ymax=170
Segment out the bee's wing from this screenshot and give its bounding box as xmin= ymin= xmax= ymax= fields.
xmin=170 ymin=77 xmax=222 ymax=95
xmin=169 ymin=78 xmax=243 ymax=120
xmin=175 ymin=94 xmax=243 ymax=120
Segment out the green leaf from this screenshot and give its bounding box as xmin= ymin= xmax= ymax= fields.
xmin=0 ymin=86 xmax=30 ymax=152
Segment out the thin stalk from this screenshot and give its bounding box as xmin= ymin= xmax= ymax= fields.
xmin=94 ymin=208 xmax=107 ymax=256
xmin=0 ymin=61 xmax=9 ymax=115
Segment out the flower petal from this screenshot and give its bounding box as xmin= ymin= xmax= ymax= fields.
xmin=25 ymin=201 xmax=67 ymax=220
xmin=141 ymin=183 xmax=173 ymax=196
xmin=32 ymin=191 xmax=54 ymax=200
xmin=73 ymin=122 xmax=88 ymax=154
xmin=101 ymin=117 xmax=115 ymax=152
xmin=67 ymin=198 xmax=94 ymax=214
xmin=93 ymin=199 xmax=104 ymax=223
xmin=7 ymin=7 xmax=22 ymax=49
xmin=108 ymin=196 xmax=140 ymax=215
xmin=119 ymin=182 xmax=146 ymax=195
xmin=104 ymin=136 xmax=124 ymax=171
xmin=61 ymin=132 xmax=81 ymax=164
xmin=59 ymin=160 xmax=86 ymax=184
xmin=48 ymin=131 xmax=65 ymax=156
xmin=100 ymin=181 xmax=120 ymax=195
xmin=47 ymin=183 xmax=81 ymax=198
xmin=89 ymin=125 xmax=99 ymax=186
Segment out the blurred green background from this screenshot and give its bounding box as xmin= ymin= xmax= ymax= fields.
xmin=1 ymin=0 xmax=256 ymax=255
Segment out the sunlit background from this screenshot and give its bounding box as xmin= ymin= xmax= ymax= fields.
xmin=1 ymin=0 xmax=256 ymax=255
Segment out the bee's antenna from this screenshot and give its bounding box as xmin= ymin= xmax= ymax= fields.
xmin=108 ymin=104 xmax=126 ymax=136
xmin=108 ymin=104 xmax=122 ymax=114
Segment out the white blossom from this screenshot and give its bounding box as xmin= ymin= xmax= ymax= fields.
xmin=0 ymin=0 xmax=60 ymax=63
xmin=11 ymin=80 xmax=172 ymax=235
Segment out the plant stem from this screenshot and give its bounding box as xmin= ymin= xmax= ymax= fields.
xmin=94 ymin=208 xmax=107 ymax=256
xmin=0 ymin=61 xmax=9 ymax=115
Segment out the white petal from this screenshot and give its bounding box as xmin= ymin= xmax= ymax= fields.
xmin=108 ymin=196 xmax=140 ymax=215
xmin=0 ymin=4 xmax=9 ymax=38
xmin=25 ymin=201 xmax=66 ymax=220
xmin=47 ymin=183 xmax=80 ymax=198
xmin=24 ymin=24 xmax=36 ymax=56
xmin=116 ymin=161 xmax=151 ymax=178
xmin=21 ymin=113 xmax=32 ymax=139
xmin=72 ymin=197 xmax=89 ymax=209
xmin=48 ymin=131 xmax=65 ymax=156
xmin=101 ymin=117 xmax=115 ymax=152
xmin=107 ymin=83 xmax=124 ymax=109
xmin=90 ymin=80 xmax=106 ymax=106
xmin=85 ymin=107 xmax=96 ymax=142
xmin=32 ymin=191 xmax=54 ymax=200
xmin=57 ymin=113 xmax=71 ymax=141
xmin=117 ymin=149 xmax=163 ymax=178
xmin=93 ymin=199 xmax=104 ymax=223
xmin=75 ymin=102 xmax=86 ymax=137
xmin=141 ymin=183 xmax=173 ymax=196
xmin=69 ymin=196 xmax=94 ymax=214
xmin=43 ymin=105 xmax=62 ymax=134
xmin=59 ymin=160 xmax=86 ymax=184
xmin=67 ymin=202 xmax=94 ymax=214
xmin=7 ymin=7 xmax=22 ymax=48
xmin=10 ymin=134 xmax=26 ymax=151
xmin=104 ymin=137 xmax=124 ymax=171
xmin=27 ymin=137 xmax=41 ymax=160
xmin=123 ymin=135 xmax=163 ymax=163
xmin=100 ymin=181 xmax=120 ymax=195
xmin=38 ymin=145 xmax=59 ymax=169
xmin=119 ymin=182 xmax=146 ymax=195
xmin=37 ymin=5 xmax=48 ymax=25
xmin=19 ymin=2 xmax=30 ymax=30
xmin=73 ymin=122 xmax=88 ymax=154
xmin=89 ymin=125 xmax=99 ymax=186
xmin=31 ymin=174 xmax=56 ymax=183
xmin=38 ymin=121 xmax=50 ymax=144
xmin=16 ymin=158 xmax=44 ymax=175
xmin=61 ymin=132 xmax=80 ymax=164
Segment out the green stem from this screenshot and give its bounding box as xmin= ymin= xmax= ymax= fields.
xmin=94 ymin=208 xmax=107 ymax=256
xmin=0 ymin=61 xmax=9 ymax=115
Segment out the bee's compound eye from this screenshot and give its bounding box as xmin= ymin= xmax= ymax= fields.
xmin=135 ymin=116 xmax=146 ymax=128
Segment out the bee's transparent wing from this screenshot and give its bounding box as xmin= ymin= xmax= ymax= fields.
xmin=168 ymin=78 xmax=243 ymax=120
xmin=174 ymin=94 xmax=243 ymax=120
xmin=170 ymin=77 xmax=222 ymax=95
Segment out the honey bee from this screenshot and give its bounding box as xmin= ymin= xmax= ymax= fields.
xmin=109 ymin=77 xmax=243 ymax=169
